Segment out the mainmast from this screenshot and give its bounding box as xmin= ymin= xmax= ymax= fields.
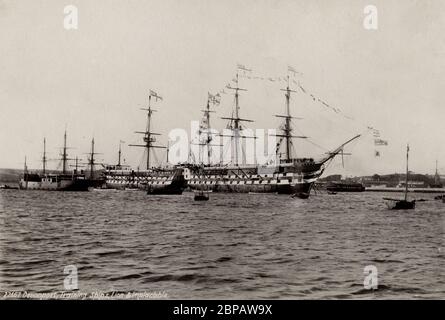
xmin=129 ymin=90 xmax=166 ymax=170
xmin=221 ymin=66 xmax=254 ymax=165
xmin=274 ymin=73 xmax=307 ymax=161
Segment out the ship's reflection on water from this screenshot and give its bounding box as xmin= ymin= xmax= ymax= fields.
xmin=0 ymin=190 xmax=443 ymax=299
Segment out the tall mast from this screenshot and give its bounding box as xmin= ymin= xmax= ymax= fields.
xmin=196 ymin=94 xmax=219 ymax=165
xmin=222 ymin=67 xmax=253 ymax=165
xmin=85 ymin=137 xmax=102 ymax=178
xmin=205 ymin=99 xmax=212 ymax=163
xmin=129 ymin=90 xmax=166 ymax=170
xmin=118 ymin=141 xmax=122 ymax=167
xmin=275 ymin=73 xmax=307 ymax=161
xmin=42 ymin=137 xmax=47 ymax=174
xmin=24 ymin=156 xmax=28 ymax=185
xmin=405 ymin=144 xmax=409 ymax=201
xmin=146 ymin=95 xmax=152 ymax=169
xmin=89 ymin=138 xmax=95 ymax=179
xmin=62 ymin=130 xmax=68 ymax=174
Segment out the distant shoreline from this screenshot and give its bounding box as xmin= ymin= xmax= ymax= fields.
xmin=365 ymin=187 xmax=444 ymax=193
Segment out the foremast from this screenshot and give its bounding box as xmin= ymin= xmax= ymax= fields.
xmin=129 ymin=90 xmax=166 ymax=170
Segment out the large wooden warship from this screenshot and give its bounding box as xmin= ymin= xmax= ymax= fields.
xmin=184 ymin=68 xmax=360 ymax=198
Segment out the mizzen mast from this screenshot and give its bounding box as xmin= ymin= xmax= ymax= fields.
xmin=129 ymin=90 xmax=166 ymax=170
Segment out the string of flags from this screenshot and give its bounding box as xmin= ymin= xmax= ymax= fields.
xmin=209 ymin=64 xmax=389 ymax=157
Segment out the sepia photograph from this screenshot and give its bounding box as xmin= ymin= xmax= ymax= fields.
xmin=0 ymin=0 xmax=443 ymax=312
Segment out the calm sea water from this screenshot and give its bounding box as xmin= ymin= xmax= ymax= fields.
xmin=0 ymin=189 xmax=443 ymax=299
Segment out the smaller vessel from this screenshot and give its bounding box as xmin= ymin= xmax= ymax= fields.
xmin=326 ymin=182 xmax=365 ymax=192
xmin=383 ymin=144 xmax=416 ymax=210
xmin=194 ymin=190 xmax=210 ymax=201
xmin=0 ymin=184 xmax=18 ymax=190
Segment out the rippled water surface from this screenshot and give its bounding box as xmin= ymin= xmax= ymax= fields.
xmin=0 ymin=189 xmax=443 ymax=299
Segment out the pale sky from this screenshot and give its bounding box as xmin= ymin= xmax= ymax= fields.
xmin=0 ymin=0 xmax=444 ymax=176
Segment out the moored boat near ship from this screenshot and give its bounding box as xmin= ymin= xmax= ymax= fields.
xmin=384 ymin=145 xmax=416 ymax=210
xmin=326 ymin=182 xmax=365 ymax=192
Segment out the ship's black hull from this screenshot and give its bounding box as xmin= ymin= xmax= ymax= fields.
xmin=184 ymin=159 xmax=322 ymax=198
xmin=146 ymin=175 xmax=186 ymax=195
xmin=190 ymin=181 xmax=313 ymax=195
xmin=86 ymin=178 xmax=106 ymax=189
xmin=388 ymin=200 xmax=416 ymax=210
